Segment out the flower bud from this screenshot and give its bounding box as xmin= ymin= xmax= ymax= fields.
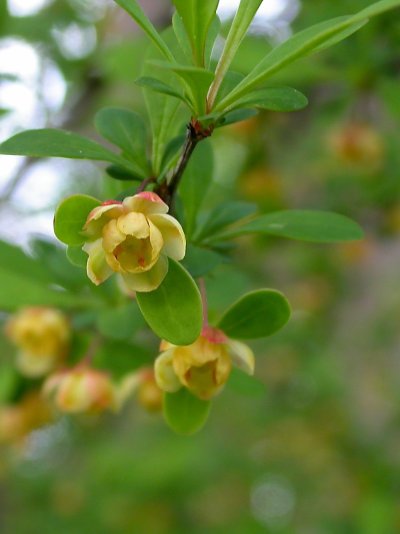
xmin=155 ymin=326 xmax=255 ymax=400
xmin=82 ymin=192 xmax=186 ymax=293
xmin=44 ymin=367 xmax=116 ymax=414
xmin=5 ymin=308 xmax=70 ymax=377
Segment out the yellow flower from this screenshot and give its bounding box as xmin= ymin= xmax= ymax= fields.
xmin=43 ymin=367 xmax=116 ymax=414
xmin=5 ymin=307 xmax=70 ymax=377
xmin=154 ymin=326 xmax=255 ymax=400
xmin=82 ymin=192 xmax=186 ymax=292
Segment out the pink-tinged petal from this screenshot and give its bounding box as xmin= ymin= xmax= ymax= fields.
xmin=121 ymin=254 xmax=168 ymax=293
xmin=148 ymin=213 xmax=186 ymax=261
xmin=83 ymin=239 xmax=113 ymax=285
xmin=123 ymin=192 xmax=169 ymax=215
xmin=226 ymin=340 xmax=255 ymax=375
xmin=154 ymin=349 xmax=182 ymax=393
xmin=83 ymin=202 xmax=124 ymax=238
xmin=148 ymin=219 xmax=164 ymax=262
xmin=116 ymin=212 xmax=149 ymax=238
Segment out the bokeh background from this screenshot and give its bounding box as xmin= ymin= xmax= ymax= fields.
xmin=1 ymin=0 xmax=400 ymax=532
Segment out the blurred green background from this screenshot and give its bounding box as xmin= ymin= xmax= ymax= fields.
xmin=1 ymin=0 xmax=400 ymax=532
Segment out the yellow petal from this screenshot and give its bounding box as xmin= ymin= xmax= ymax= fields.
xmin=116 ymin=212 xmax=149 ymax=238
xmin=83 ymin=238 xmax=113 ymax=285
xmin=84 ymin=202 xmax=124 ymax=238
xmin=148 ymin=214 xmax=186 ymax=261
xmin=148 ymin=219 xmax=164 ymax=262
xmin=121 ymin=254 xmax=168 ymax=292
xmin=102 ymin=219 xmax=126 ymax=253
xmin=154 ymin=349 xmax=181 ymax=393
xmin=123 ymin=192 xmax=169 ymax=215
xmin=226 ymin=339 xmax=255 ymax=375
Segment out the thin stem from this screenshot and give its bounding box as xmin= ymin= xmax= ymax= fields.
xmin=136 ymin=176 xmax=156 ymax=193
xmin=155 ymin=119 xmax=213 ymax=208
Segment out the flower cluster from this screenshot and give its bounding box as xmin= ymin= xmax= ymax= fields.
xmin=155 ymin=326 xmax=255 ymax=400
xmin=82 ymin=192 xmax=186 ymax=293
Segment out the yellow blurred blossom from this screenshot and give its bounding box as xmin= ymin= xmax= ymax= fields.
xmin=43 ymin=367 xmax=116 ymax=414
xmin=5 ymin=307 xmax=70 ymax=377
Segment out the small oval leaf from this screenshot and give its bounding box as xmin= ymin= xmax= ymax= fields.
xmin=54 ymin=195 xmax=100 ymax=246
xmin=136 ymin=259 xmax=203 ymax=345
xmin=218 ymin=289 xmax=291 ymax=339
xmin=163 ymin=389 xmax=211 ymax=435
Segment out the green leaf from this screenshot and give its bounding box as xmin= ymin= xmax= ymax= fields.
xmin=114 ymin=0 xmax=174 ymax=61
xmin=151 ymin=61 xmax=214 ymax=115
xmin=172 ymin=0 xmax=219 ymax=66
xmin=172 ymin=12 xmax=193 ymax=63
xmin=216 ymin=108 xmax=259 ymax=128
xmin=0 ymin=267 xmax=89 ymax=310
xmin=218 ymin=289 xmax=291 ymax=339
xmin=195 ymin=201 xmax=257 ymax=242
xmin=182 ymin=244 xmax=224 ymax=278
xmin=97 ymin=302 xmax=145 ymax=341
xmin=163 ymin=389 xmax=211 ymax=435
xmin=180 ymin=140 xmax=214 ymax=237
xmin=105 ymin=165 xmax=142 ymax=182
xmin=94 ymin=107 xmax=149 ymax=174
xmin=143 ymin=35 xmax=183 ymax=175
xmin=136 ymin=259 xmax=202 ymax=345
xmin=208 ymin=0 xmax=263 ymax=109
xmin=66 ymin=245 xmax=87 ymax=268
xmin=94 ymin=339 xmax=152 ymax=379
xmin=0 ymin=240 xmax=51 ymax=285
xmin=54 ymin=195 xmax=100 ymax=246
xmin=228 ymin=86 xmax=308 ymax=112
xmin=204 ymin=15 xmax=221 ymax=69
xmin=136 ymin=76 xmax=189 ymax=104
xmin=210 ymin=210 xmax=364 ymax=244
xmin=217 ymin=0 xmax=400 ymax=109
xmin=160 ymin=134 xmax=186 ymax=176
xmin=0 ymin=129 xmax=135 ymax=170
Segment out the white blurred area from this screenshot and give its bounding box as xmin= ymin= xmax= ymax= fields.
xmin=0 ymin=0 xmax=296 ymax=247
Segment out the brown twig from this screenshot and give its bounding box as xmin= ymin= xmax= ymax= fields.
xmin=155 ymin=118 xmax=214 ymax=207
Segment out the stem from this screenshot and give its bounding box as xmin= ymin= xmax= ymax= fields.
xmin=155 ymin=118 xmax=213 ymax=207
xmin=136 ymin=176 xmax=156 ymax=193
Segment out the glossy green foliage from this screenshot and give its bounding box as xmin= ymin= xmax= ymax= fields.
xmin=218 ymin=289 xmax=291 ymax=339
xmin=0 ymin=241 xmax=88 ymax=310
xmin=163 ymin=389 xmax=211 ymax=435
xmin=209 ymin=0 xmax=263 ymax=107
xmin=114 ymin=0 xmax=174 ymax=61
xmin=217 ymin=0 xmax=400 ymax=109
xmin=180 ymin=140 xmax=214 ymax=237
xmin=150 ymin=61 xmax=214 ymax=115
xmin=172 ymin=0 xmax=219 ymax=66
xmin=228 ymin=86 xmax=308 ymax=112
xmin=54 ymin=195 xmax=100 ymax=246
xmin=136 ymin=260 xmax=202 ymax=345
xmin=94 ymin=108 xmax=149 ymax=176
xmin=0 ymin=129 xmax=135 ymax=170
xmin=212 ymin=210 xmax=364 ymax=244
